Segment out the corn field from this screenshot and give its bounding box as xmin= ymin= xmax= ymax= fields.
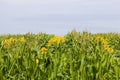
xmin=0 ymin=30 xmax=120 ymax=80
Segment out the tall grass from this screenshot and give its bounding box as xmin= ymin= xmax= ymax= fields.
xmin=0 ymin=31 xmax=120 ymax=80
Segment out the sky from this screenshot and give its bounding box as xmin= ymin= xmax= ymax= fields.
xmin=0 ymin=0 xmax=120 ymax=35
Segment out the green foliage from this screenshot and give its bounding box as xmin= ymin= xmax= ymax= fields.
xmin=0 ymin=31 xmax=120 ymax=80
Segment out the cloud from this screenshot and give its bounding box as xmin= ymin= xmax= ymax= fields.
xmin=1 ymin=0 xmax=120 ymax=35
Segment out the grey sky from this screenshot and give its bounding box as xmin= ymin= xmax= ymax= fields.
xmin=0 ymin=0 xmax=120 ymax=35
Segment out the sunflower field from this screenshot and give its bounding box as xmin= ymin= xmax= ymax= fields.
xmin=0 ymin=30 xmax=120 ymax=80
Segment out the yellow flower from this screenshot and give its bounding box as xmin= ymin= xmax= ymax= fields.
xmin=9 ymin=38 xmax=15 ymax=42
xmin=96 ymin=36 xmax=114 ymax=53
xmin=19 ymin=37 xmax=25 ymax=42
xmin=96 ymin=36 xmax=103 ymax=41
xmin=3 ymin=38 xmax=15 ymax=48
xmin=3 ymin=40 xmax=9 ymax=48
xmin=47 ymin=42 xmax=51 ymax=47
xmin=36 ymin=59 xmax=39 ymax=64
xmin=109 ymin=48 xmax=114 ymax=53
xmin=41 ymin=47 xmax=48 ymax=54
xmin=96 ymin=36 xmax=101 ymax=41
xmin=104 ymin=45 xmax=114 ymax=53
xmin=47 ymin=36 xmax=65 ymax=46
xmin=101 ymin=40 xmax=108 ymax=45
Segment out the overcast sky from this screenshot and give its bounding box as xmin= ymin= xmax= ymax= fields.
xmin=0 ymin=0 xmax=120 ymax=35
